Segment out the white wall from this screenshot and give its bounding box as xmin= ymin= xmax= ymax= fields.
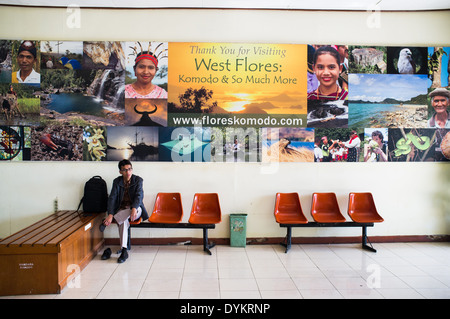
xmin=0 ymin=6 xmax=449 ymax=240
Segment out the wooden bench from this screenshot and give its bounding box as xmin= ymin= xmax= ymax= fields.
xmin=0 ymin=210 xmax=104 ymax=296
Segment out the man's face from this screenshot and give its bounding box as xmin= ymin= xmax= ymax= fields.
xmin=432 ymin=96 xmax=449 ymax=114
xmin=17 ymin=51 xmax=36 ymax=73
xmin=119 ymin=164 xmax=133 ymax=181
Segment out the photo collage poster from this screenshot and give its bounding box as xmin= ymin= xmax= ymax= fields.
xmin=0 ymin=40 xmax=449 ymax=163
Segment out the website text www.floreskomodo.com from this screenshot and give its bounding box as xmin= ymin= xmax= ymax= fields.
xmin=170 ymin=114 xmax=306 ymax=127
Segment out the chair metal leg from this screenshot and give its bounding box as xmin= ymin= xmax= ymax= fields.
xmin=127 ymin=227 xmax=131 ymax=250
xmin=280 ymin=226 xmax=292 ymax=253
xmin=203 ymin=228 xmax=215 ymax=255
xmin=362 ymin=226 xmax=377 ymax=253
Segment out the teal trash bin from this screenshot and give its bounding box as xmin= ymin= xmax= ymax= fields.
xmin=230 ymin=214 xmax=247 ymax=247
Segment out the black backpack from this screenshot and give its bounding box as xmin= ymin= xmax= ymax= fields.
xmin=77 ymin=176 xmax=108 ymax=215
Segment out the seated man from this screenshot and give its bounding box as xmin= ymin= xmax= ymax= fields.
xmin=100 ymin=159 xmax=148 ymax=263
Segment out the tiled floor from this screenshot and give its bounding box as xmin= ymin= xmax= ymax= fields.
xmin=3 ymin=242 xmax=450 ymax=299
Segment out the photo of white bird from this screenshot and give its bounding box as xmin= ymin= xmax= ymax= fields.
xmin=397 ymin=48 xmax=416 ymax=74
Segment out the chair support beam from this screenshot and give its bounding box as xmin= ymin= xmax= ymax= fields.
xmin=130 ymin=222 xmax=216 ymax=255
xmin=280 ymin=222 xmax=376 ymax=253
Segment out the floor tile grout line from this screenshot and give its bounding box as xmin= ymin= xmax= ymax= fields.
xmin=245 ymin=245 xmax=263 ymax=299
xmin=95 ymin=262 xmax=119 ymax=299
xmin=299 ymin=244 xmax=349 ymax=299
xmin=376 ymin=243 xmax=450 ymax=298
xmin=137 ymin=246 xmax=160 ymax=299
xmin=380 ymin=243 xmax=437 ymax=299
xmin=176 ymin=245 xmax=188 ymax=299
xmin=273 ymin=244 xmax=305 ymax=299
xmin=214 ymin=247 xmax=221 ymax=299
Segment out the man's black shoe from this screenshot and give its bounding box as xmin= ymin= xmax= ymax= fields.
xmin=101 ymin=248 xmax=111 ymax=260
xmin=118 ymin=248 xmax=128 ymax=263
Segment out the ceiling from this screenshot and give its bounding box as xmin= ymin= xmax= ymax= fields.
xmin=1 ymin=0 xmax=449 ymax=11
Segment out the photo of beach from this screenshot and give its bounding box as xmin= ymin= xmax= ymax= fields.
xmin=348 ymin=74 xmax=428 ymax=128
xmin=262 ymin=128 xmax=314 ymax=162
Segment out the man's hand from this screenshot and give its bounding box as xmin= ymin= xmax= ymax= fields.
xmin=130 ymin=208 xmax=138 ymax=222
xmin=103 ymin=214 xmax=114 ymax=226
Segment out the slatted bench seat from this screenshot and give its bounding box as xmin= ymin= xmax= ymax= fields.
xmin=274 ymin=192 xmax=384 ymax=253
xmin=0 ymin=210 xmax=104 ymax=296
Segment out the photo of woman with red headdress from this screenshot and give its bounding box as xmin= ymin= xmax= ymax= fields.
xmin=125 ymin=42 xmax=168 ymax=99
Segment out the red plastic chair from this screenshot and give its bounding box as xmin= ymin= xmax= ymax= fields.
xmin=149 ymin=193 xmax=183 ymax=224
xmin=311 ymin=192 xmax=346 ymax=223
xmin=188 ymin=193 xmax=222 ymax=224
xmin=347 ymin=192 xmax=384 ymax=223
xmin=274 ymin=193 xmax=308 ymax=224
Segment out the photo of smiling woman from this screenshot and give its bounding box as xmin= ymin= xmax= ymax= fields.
xmin=125 ymin=42 xmax=168 ymax=99
xmin=307 ymin=46 xmax=348 ymax=101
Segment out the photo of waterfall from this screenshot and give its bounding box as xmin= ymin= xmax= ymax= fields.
xmin=40 ymin=69 xmax=125 ymax=126
xmin=0 ymin=40 xmax=12 ymax=83
xmin=37 ymin=41 xmax=128 ymax=126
